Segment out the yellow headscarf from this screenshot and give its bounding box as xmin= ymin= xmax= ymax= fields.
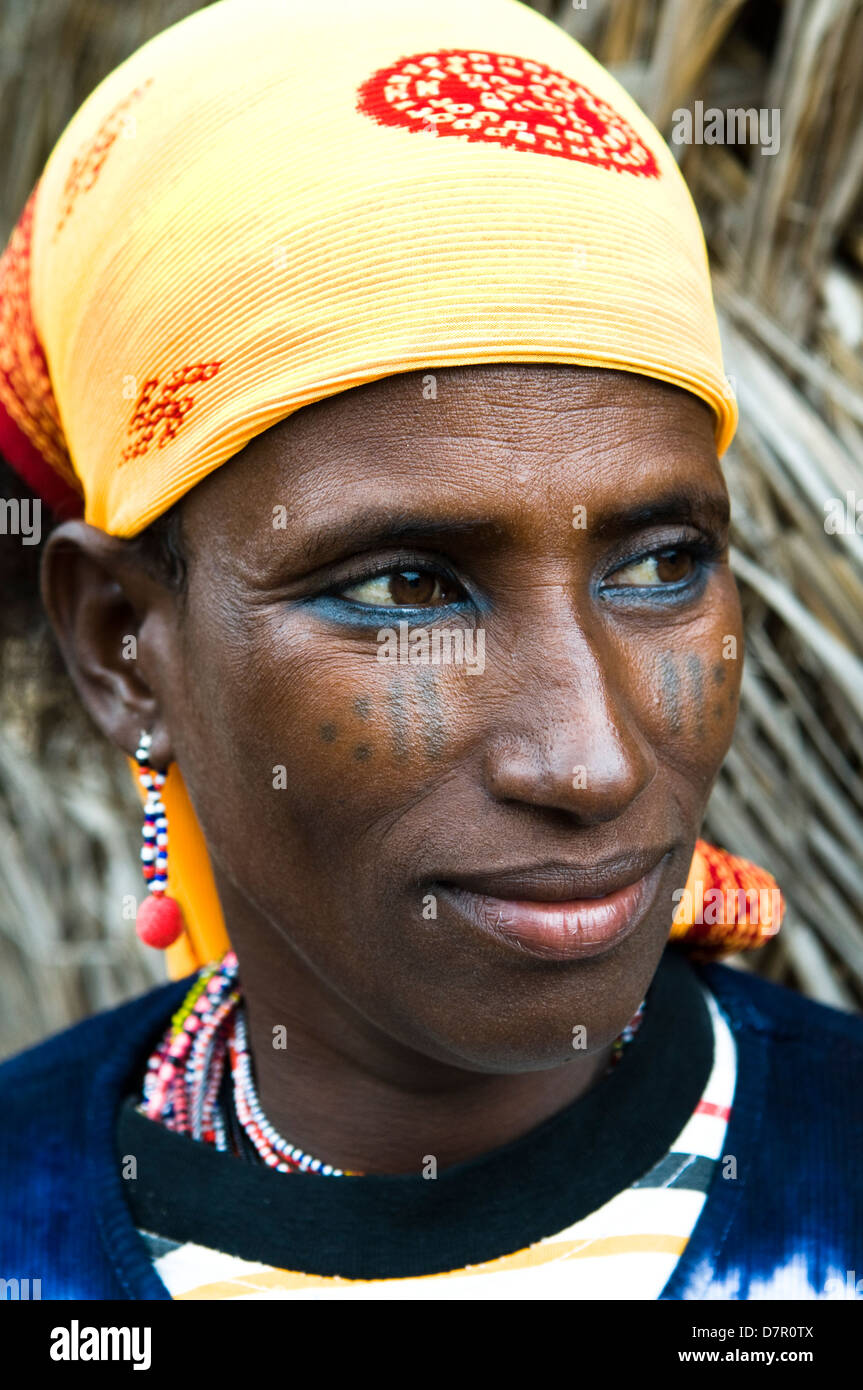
xmin=0 ymin=0 xmax=780 ymax=972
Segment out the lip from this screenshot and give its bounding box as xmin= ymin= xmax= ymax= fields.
xmin=435 ymin=852 xmax=670 ymax=961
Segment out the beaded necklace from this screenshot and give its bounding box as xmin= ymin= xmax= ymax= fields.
xmin=140 ymin=950 xmax=645 ymax=1176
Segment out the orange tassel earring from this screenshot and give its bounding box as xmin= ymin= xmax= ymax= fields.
xmin=671 ymin=838 xmax=785 ymax=955
xmin=134 ymin=731 xmax=186 ymax=949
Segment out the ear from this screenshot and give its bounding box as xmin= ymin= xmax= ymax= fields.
xmin=40 ymin=519 xmax=179 ymax=768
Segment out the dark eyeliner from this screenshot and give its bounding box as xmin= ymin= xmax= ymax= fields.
xmin=307 ymin=552 xmax=477 ymax=623
xmin=600 ymin=534 xmax=723 ymax=596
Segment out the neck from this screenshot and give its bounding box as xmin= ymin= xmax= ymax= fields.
xmin=215 ymin=884 xmax=616 ymax=1177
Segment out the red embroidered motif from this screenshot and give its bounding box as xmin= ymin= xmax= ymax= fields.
xmin=121 ymin=362 xmax=222 ymax=465
xmin=356 ymin=50 xmax=659 ymax=177
xmin=55 ymin=79 xmax=154 ymax=237
xmin=0 ymin=186 xmax=80 ymax=497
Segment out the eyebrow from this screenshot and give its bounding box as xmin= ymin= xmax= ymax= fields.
xmin=296 ymin=490 xmax=729 ymax=566
xmin=590 ymin=492 xmax=730 ymax=539
xmin=297 ymin=512 xmax=502 ymax=565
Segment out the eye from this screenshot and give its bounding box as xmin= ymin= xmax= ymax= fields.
xmin=607 ymin=546 xmax=697 ymax=588
xmin=337 ymin=568 xmax=464 ymax=608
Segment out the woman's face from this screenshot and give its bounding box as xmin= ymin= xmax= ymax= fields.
xmin=78 ymin=364 xmax=743 ymax=1070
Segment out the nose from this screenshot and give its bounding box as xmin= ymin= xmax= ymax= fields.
xmin=481 ymin=627 xmax=657 ymax=825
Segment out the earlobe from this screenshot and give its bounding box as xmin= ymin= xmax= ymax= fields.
xmin=39 ymin=518 xmax=172 ymax=761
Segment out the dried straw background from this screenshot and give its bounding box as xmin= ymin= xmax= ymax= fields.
xmin=0 ymin=0 xmax=861 ymax=1060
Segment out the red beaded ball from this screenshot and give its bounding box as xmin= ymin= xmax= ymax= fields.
xmin=136 ymin=893 xmax=185 ymax=949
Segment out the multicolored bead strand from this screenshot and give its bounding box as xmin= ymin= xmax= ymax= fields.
xmin=142 ymin=953 xmax=239 ymax=1136
xmin=230 ymin=1012 xmax=348 ymax=1175
xmin=134 ymin=731 xmax=184 ymax=949
xmin=610 ymin=1000 xmax=645 ymax=1066
xmin=139 ymin=949 xmax=646 ymax=1177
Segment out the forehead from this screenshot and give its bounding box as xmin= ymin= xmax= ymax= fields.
xmin=180 ymin=363 xmax=723 ymax=548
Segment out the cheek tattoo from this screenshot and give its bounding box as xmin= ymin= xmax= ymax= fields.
xmin=386 ymin=676 xmax=412 ymax=758
xmin=658 ymin=649 xmax=720 ymax=738
xmin=318 ymin=702 xmax=375 ymax=760
xmin=352 ymin=697 xmax=374 ymax=761
xmin=686 ymin=652 xmax=705 ymax=741
xmin=319 ymin=675 xmax=449 ymax=768
xmin=417 ymin=668 xmax=447 ymax=762
xmin=711 ymin=660 xmax=730 ymax=721
xmin=659 ymin=650 xmax=683 ymax=735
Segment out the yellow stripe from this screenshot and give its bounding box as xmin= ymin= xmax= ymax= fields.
xmin=171 ymin=1232 xmax=689 ymax=1299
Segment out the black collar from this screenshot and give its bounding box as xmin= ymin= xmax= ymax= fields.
xmin=117 ymin=947 xmax=712 ymax=1280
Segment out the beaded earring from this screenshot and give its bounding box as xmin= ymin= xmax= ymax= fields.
xmin=134 ymin=731 xmax=185 ymax=949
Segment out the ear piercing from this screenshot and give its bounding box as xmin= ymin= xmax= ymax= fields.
xmin=134 ymin=730 xmax=185 ymax=949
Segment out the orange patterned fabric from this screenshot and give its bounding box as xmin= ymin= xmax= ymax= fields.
xmin=670 ymin=841 xmax=784 ymax=955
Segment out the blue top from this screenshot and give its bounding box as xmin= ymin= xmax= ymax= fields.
xmin=1 ymin=953 xmax=861 ymax=1300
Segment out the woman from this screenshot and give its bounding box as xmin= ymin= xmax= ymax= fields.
xmin=0 ymin=0 xmax=860 ymax=1302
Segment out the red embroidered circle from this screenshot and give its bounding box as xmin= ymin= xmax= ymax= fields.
xmin=356 ymin=49 xmax=659 ymax=177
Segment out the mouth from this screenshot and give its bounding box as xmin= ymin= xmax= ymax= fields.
xmin=434 ymin=850 xmax=671 ymax=961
